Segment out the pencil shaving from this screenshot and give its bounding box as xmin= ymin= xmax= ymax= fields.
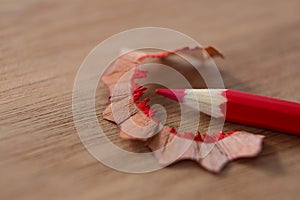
xmin=147 ymin=129 xmax=264 ymax=173
xmin=101 ymin=46 xmax=264 ymax=173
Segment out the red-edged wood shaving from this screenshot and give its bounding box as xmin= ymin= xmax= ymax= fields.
xmin=101 ymin=46 xmax=264 ymax=173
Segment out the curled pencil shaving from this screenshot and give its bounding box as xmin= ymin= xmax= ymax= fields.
xmin=102 ymin=93 xmax=264 ymax=172
xmin=101 ymin=46 xmax=264 ymax=173
xmin=147 ymin=128 xmax=264 ymax=173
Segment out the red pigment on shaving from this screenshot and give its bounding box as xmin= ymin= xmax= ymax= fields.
xmin=132 ymin=86 xmax=155 ymax=117
xmin=132 ymin=69 xmax=148 ymax=79
xmin=169 ymin=127 xmax=234 ymax=143
xmin=138 ymin=51 xmax=174 ymax=61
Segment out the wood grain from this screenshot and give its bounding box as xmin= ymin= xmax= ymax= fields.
xmin=1 ymin=0 xmax=300 ymax=199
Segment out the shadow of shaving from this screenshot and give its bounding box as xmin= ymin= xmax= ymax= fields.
xmin=163 ymin=142 xmax=284 ymax=176
xmin=220 ymin=143 xmax=284 ymax=176
xmin=144 ymin=55 xmax=255 ymax=92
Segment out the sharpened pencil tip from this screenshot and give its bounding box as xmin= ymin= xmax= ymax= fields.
xmin=155 ymin=88 xmax=185 ymax=103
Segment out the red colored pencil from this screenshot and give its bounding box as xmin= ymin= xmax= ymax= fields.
xmin=156 ymin=88 xmax=300 ymax=135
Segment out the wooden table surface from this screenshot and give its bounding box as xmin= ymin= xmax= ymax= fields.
xmin=1 ymin=0 xmax=300 ymax=199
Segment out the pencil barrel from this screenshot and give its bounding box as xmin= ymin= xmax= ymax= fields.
xmin=223 ymin=90 xmax=300 ymax=135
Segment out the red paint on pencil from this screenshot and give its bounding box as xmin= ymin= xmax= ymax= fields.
xmin=156 ymin=88 xmax=300 ymax=136
xmin=221 ymin=90 xmax=300 ymax=135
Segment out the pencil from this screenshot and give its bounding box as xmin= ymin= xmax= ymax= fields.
xmin=156 ymin=88 xmax=300 ymax=135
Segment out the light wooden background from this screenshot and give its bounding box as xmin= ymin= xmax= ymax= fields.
xmin=1 ymin=0 xmax=300 ymax=199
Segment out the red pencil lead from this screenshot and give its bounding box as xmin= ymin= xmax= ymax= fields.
xmin=155 ymin=88 xmax=185 ymax=103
